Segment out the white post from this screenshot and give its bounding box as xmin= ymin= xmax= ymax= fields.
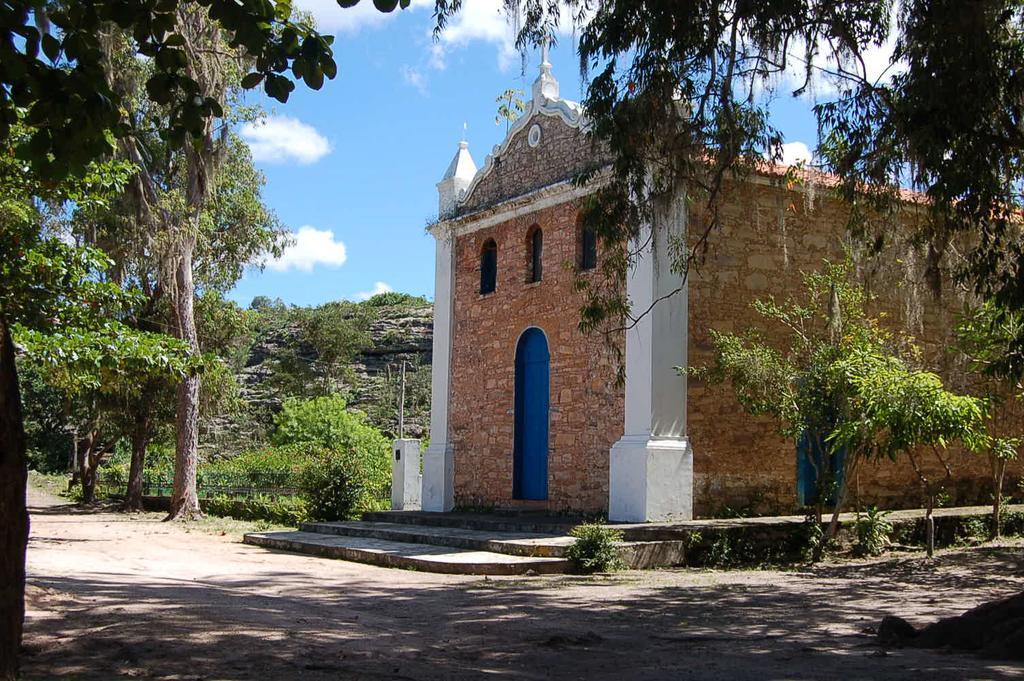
xmin=392 ymin=438 xmax=422 ymax=510
xmin=422 ymin=226 xmax=456 ymax=511
xmin=608 ymin=187 xmax=693 ymax=522
xmin=398 ymin=361 xmax=406 ymax=439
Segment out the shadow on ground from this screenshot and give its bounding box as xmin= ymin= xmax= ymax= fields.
xmin=22 ymin=545 xmax=1024 ymax=681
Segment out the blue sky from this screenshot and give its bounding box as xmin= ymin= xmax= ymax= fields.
xmin=228 ymin=0 xmax=867 ymax=309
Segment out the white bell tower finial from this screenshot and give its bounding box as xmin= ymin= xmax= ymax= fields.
xmin=541 ymin=34 xmax=550 ymax=66
xmin=437 ymin=134 xmax=477 ymax=219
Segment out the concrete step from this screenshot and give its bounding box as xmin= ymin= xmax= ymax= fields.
xmin=301 ymin=520 xmax=573 ymax=557
xmin=300 ymin=521 xmax=688 ymax=569
xmin=362 ymin=510 xmax=580 ymax=535
xmin=242 ymin=531 xmax=570 ymax=575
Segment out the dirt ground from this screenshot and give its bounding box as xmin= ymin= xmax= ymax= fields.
xmin=20 ymin=485 xmax=1024 ymax=681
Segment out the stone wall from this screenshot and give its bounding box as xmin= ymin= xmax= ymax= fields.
xmin=457 ymin=112 xmax=600 ymax=216
xmin=687 ymin=177 xmax=1022 ymax=516
xmin=448 ymin=175 xmax=1023 ymax=516
xmin=448 ymin=200 xmax=623 ymax=511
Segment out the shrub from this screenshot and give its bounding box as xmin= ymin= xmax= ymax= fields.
xmin=272 ymin=396 xmax=390 ymax=505
xmin=956 ymin=516 xmax=988 ymax=542
xmin=298 ymin=448 xmax=387 ymax=521
xmin=203 ymin=493 xmax=307 ymax=526
xmin=362 ymin=292 xmax=428 ymax=308
xmin=1002 ymin=509 xmax=1024 ymax=537
xmin=566 ymin=523 xmax=624 ymax=573
xmin=854 ymin=506 xmax=893 ymax=556
xmin=273 ymin=396 xmax=388 ymax=462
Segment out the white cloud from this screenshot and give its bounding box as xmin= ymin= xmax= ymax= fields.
xmin=294 ymin=0 xmax=431 ymax=33
xmin=782 ymin=14 xmax=904 ymax=99
xmin=780 ymin=141 xmax=812 ymax=167
xmin=401 ymin=64 xmax=428 ymax=95
xmin=355 ymin=281 xmax=394 ymax=301
xmin=429 ymin=0 xmax=580 ymax=72
xmin=240 ymin=116 xmax=332 ymax=165
xmin=430 ymin=0 xmax=518 ymax=71
xmin=266 ymin=226 xmax=347 ymax=272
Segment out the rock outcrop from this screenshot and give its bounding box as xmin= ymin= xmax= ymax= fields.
xmin=201 ymin=300 xmax=433 ymax=454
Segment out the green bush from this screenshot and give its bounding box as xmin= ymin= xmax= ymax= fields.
xmin=361 ymin=292 xmax=428 ymax=308
xmin=271 ymin=395 xmax=390 ymax=503
xmin=274 ymin=395 xmax=387 ymax=457
xmin=1002 ymin=509 xmax=1024 ymax=537
xmin=956 ymin=516 xmax=988 ymax=542
xmin=203 ymin=493 xmax=307 ymax=526
xmin=854 ymin=506 xmax=893 ymax=556
xmin=298 ymin=448 xmax=386 ymax=521
xmin=566 ymin=523 xmax=624 ymax=573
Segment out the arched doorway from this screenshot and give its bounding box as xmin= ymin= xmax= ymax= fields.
xmin=513 ymin=327 xmax=550 ymax=500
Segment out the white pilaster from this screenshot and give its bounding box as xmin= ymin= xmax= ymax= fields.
xmin=609 ymin=187 xmax=693 ymax=522
xmin=422 ymin=226 xmax=456 ymax=512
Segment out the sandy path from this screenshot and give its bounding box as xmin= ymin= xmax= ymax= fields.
xmin=20 ymin=485 xmax=1024 ymax=680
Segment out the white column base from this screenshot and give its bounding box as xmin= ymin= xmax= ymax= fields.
xmin=391 ymin=439 xmax=422 ymax=511
xmin=609 ymin=435 xmax=693 ymax=522
xmin=422 ymin=441 xmax=454 ymax=512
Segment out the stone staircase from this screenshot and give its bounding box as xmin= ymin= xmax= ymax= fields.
xmin=243 ymin=511 xmax=688 ymax=575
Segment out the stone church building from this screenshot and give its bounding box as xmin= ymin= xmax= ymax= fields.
xmin=420 ymin=51 xmax=1016 ymax=522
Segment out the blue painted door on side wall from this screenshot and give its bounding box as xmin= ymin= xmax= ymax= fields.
xmin=797 ymin=430 xmax=846 ymax=506
xmin=513 ymin=328 xmax=550 ymax=500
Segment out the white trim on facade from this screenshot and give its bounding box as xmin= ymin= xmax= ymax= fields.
xmin=422 ymin=200 xmax=457 ymax=512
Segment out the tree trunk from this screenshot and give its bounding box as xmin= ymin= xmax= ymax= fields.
xmin=125 ymin=415 xmax=150 ymax=512
xmin=926 ymin=493 xmax=935 ymax=558
xmin=165 ymin=5 xmax=224 ymax=521
xmin=814 ymin=454 xmax=860 ymax=562
xmin=77 ymin=431 xmax=98 ymax=504
xmin=0 ymin=318 xmax=29 ymax=681
xmin=167 ymin=237 xmax=202 ymax=521
xmin=992 ymin=457 xmax=1006 ymax=540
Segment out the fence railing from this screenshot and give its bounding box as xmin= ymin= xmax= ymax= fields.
xmin=96 ymin=470 xmax=389 ymax=501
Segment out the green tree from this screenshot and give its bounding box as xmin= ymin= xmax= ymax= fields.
xmin=954 ymin=301 xmax=1024 ymax=538
xmin=271 ymin=395 xmax=391 ymax=512
xmin=0 ymin=176 xmax=137 ymax=679
xmin=300 ymin=302 xmax=374 ymax=396
xmin=77 ymin=18 xmax=289 ymax=519
xmin=695 ymin=260 xmax=985 ymax=559
xmin=495 ymin=87 xmax=526 ymax=133
xmin=0 ymin=1 xmax=411 ymax=675
xmin=18 ymin=320 xmax=196 ymax=503
xmin=256 ymin=302 xmax=373 ymax=400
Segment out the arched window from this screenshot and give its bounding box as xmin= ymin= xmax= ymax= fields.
xmin=480 ymin=239 xmax=497 ymax=295
xmin=579 ymin=223 xmax=598 ymax=271
xmin=526 ymin=225 xmax=543 ymax=283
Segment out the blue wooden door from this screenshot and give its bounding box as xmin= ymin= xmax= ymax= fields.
xmin=513 ymin=328 xmax=550 ymax=500
xmin=797 ymin=430 xmax=845 ymax=506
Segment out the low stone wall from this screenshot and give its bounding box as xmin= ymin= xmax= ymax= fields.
xmin=615 ymin=504 xmax=1024 ymax=568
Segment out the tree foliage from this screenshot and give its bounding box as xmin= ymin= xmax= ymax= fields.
xmin=0 ymin=0 xmax=351 ymax=178
xmin=954 ymin=301 xmax=1024 ymax=537
xmin=272 ymin=395 xmax=391 ymax=520
xmin=434 ymin=1 xmax=1024 ymax=376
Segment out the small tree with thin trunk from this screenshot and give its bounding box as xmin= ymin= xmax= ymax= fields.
xmin=954 ymin=300 xmax=1024 ymax=538
xmin=829 ymin=349 xmax=987 ymax=557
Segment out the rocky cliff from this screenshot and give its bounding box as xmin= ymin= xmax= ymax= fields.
xmin=202 ymin=300 xmax=433 ymax=455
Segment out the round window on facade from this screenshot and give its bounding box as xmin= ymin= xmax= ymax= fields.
xmin=527 ymin=123 xmax=542 ymax=148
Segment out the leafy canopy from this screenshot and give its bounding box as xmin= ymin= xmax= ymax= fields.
xmin=1 ymin=0 xmax=409 ymax=179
